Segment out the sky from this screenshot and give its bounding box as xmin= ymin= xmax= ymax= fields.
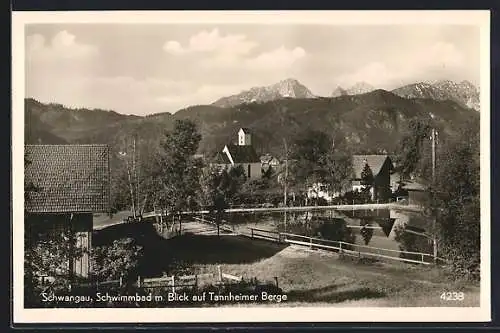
xmin=25 ymin=24 xmax=480 ymax=116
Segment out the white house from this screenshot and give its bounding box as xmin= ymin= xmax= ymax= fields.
xmin=307 ymin=183 xmax=341 ymax=202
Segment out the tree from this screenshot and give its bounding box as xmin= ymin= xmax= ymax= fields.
xmin=199 ymin=165 xmax=246 ymax=236
xmin=289 ymin=129 xmax=332 ymax=186
xmin=397 ymin=119 xmax=432 ymax=179
xmin=360 ymin=163 xmax=374 ymax=187
xmin=396 ymin=115 xmax=480 ymax=278
xmin=433 ymin=123 xmax=480 ymax=279
xmin=154 ymin=120 xmax=202 ymax=220
xmin=322 ymin=147 xmax=353 ymax=194
xmin=289 ymin=129 xmax=352 ymax=198
xmin=360 ymin=223 xmax=374 ymax=245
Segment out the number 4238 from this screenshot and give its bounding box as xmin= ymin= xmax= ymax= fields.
xmin=440 ymin=291 xmax=465 ymax=301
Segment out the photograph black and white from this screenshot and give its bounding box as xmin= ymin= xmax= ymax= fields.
xmin=13 ymin=10 xmax=491 ymax=323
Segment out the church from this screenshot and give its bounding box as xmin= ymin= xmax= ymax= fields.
xmin=218 ymin=128 xmax=262 ymax=179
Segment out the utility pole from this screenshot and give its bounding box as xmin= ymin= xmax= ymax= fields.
xmin=283 ymin=138 xmax=288 ymax=233
xmin=431 ymin=128 xmax=438 ymax=264
xmin=133 ymin=135 xmax=140 ymax=218
xmin=120 ymin=148 xmax=136 ymax=220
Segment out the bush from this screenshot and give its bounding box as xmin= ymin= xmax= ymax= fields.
xmin=91 ymin=238 xmax=143 ymax=282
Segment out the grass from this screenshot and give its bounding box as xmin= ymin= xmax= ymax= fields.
xmin=167 ymin=234 xmax=479 ymax=307
xmin=93 ymin=224 xmax=480 ymax=307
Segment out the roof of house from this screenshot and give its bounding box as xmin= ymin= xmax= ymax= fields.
xmin=260 ymin=154 xmax=279 ymax=164
xmin=352 ymin=155 xmax=393 ymax=179
xmin=401 ymin=180 xmax=427 ymax=191
xmin=239 ymin=127 xmax=251 ymax=134
xmin=225 ymin=144 xmax=260 ymax=163
xmin=213 ymin=151 xmax=231 ymax=164
xmin=25 ymin=144 xmax=110 ymax=213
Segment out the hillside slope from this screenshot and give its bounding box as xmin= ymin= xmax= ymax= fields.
xmin=25 ymin=89 xmax=478 ymax=159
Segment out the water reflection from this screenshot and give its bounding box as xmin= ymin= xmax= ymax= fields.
xmin=222 ymin=208 xmax=433 ymax=257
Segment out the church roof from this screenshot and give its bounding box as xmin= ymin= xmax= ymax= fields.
xmin=225 ymin=144 xmax=260 ymax=163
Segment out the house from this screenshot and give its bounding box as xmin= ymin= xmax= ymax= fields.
xmin=351 ymin=155 xmax=394 ymax=201
xmin=260 ymin=154 xmax=280 ymax=167
xmin=402 ymin=180 xmax=429 ymax=207
xmin=260 ymin=154 xmax=280 ymax=175
xmin=307 ymin=182 xmax=341 ymax=203
xmin=220 ymin=128 xmax=261 ymax=179
xmin=25 ymin=144 xmax=110 ymax=279
xmin=390 ymin=172 xmax=402 ymax=193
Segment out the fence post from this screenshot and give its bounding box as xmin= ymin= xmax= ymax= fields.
xmin=217 ymin=265 xmax=222 ymax=282
xmin=274 ymin=276 xmax=279 ymax=289
xmin=310 ymin=236 xmax=313 ymax=249
xmin=339 ymin=242 xmax=343 ymax=254
xmin=137 ymin=276 xmax=141 ymax=288
xmin=119 ymin=276 xmax=123 ymax=288
xmin=251 ymin=228 xmax=254 ymax=239
xmin=171 ymin=276 xmax=175 ymax=294
xmin=195 ymin=274 xmax=198 ymax=289
xmin=421 ymin=253 xmax=424 ymax=264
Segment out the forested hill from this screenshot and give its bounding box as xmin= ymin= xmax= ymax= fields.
xmin=24 ymin=89 xmax=479 ymax=158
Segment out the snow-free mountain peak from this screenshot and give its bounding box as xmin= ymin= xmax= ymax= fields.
xmin=212 ymin=78 xmax=315 ymax=108
xmin=331 ymin=82 xmax=376 ymax=97
xmin=392 ymin=80 xmax=479 ymax=111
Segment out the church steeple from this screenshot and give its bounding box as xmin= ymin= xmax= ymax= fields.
xmin=238 ymin=128 xmax=251 ymax=146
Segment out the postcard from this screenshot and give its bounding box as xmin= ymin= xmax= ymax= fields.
xmin=12 ymin=10 xmax=491 ymax=324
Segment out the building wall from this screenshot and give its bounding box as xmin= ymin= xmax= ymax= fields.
xmin=72 ymin=214 xmax=92 ymax=278
xmin=238 ymin=131 xmax=252 ymax=146
xmin=235 ymin=162 xmax=261 ymax=179
xmin=408 ymin=190 xmax=429 ymax=207
xmin=26 ymin=213 xmax=92 ymax=279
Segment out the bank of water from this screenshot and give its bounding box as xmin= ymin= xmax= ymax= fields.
xmin=223 ymin=208 xmax=434 ymax=261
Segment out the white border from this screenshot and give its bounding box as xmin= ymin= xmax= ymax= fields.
xmin=12 ymin=10 xmax=491 ymax=324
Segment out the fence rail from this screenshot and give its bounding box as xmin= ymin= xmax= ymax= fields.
xmin=69 ymin=270 xmax=242 ymax=292
xmin=192 ymin=216 xmax=235 ymax=233
xmin=247 ymin=228 xmax=447 ymax=265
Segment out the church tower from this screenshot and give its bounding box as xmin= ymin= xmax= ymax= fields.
xmin=238 ymin=128 xmax=252 ymax=146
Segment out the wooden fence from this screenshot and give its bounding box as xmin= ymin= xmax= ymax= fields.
xmin=192 ymin=216 xmax=235 ymax=234
xmin=69 ymin=266 xmax=244 ymax=292
xmin=248 ymin=227 xmax=447 ymax=265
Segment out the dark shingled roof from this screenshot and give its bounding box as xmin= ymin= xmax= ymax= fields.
xmin=352 ymin=155 xmax=393 ymax=179
xmin=239 ymin=127 xmax=251 ymax=134
xmin=225 ymin=144 xmax=260 ymax=163
xmin=25 ymin=145 xmax=110 ymax=213
xmin=213 ymin=151 xmax=231 ymax=164
xmin=402 ymin=180 xmax=427 ymax=191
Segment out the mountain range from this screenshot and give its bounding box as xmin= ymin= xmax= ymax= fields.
xmin=212 ymin=78 xmax=479 ymax=112
xmin=212 ymin=78 xmax=316 ymax=108
xmin=391 ymin=80 xmax=480 ymax=111
xmin=331 ymin=82 xmax=376 ymax=97
xmin=25 ymin=80 xmax=479 ymax=163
